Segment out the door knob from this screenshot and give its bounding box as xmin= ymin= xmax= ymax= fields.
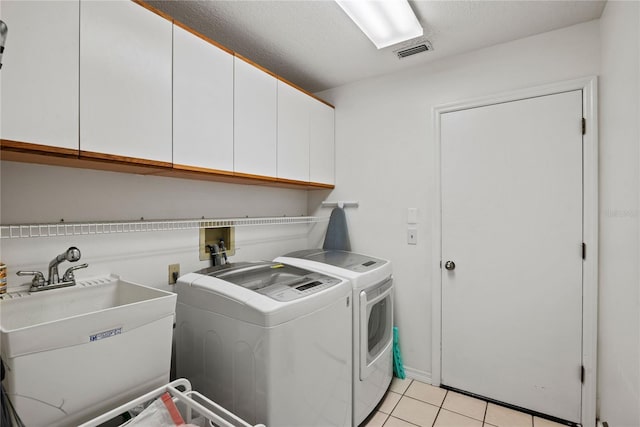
xmin=445 ymin=261 xmax=456 ymax=271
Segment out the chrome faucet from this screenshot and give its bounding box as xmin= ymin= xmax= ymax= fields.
xmin=219 ymin=239 xmax=228 ymax=264
xmin=17 ymin=247 xmax=88 ymax=292
xmin=48 ymin=246 xmax=81 ymax=285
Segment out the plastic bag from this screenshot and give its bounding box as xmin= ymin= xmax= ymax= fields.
xmin=123 ymin=392 xmax=194 ymax=427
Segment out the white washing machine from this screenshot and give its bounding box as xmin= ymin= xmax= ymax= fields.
xmin=175 ymin=261 xmax=352 ymax=427
xmin=275 ymin=250 xmax=394 ymax=426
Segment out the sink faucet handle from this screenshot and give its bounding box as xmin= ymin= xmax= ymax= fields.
xmin=62 ymin=263 xmax=88 ymax=283
xmin=16 ymin=270 xmax=46 ymax=287
xmin=219 ymin=239 xmax=228 ymax=263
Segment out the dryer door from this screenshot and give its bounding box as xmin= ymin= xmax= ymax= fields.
xmin=359 ymin=278 xmax=393 ymax=380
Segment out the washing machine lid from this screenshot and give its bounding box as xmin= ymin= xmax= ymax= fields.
xmin=275 ymin=250 xmax=392 ymax=290
xmin=284 ymin=250 xmax=386 ymax=273
xmin=178 ymin=262 xmax=350 ymax=326
xmin=194 ymin=262 xmax=343 ymax=302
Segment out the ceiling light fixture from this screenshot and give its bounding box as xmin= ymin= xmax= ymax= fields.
xmin=335 ymin=0 xmax=423 ymax=49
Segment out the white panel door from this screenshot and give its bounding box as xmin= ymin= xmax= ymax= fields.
xmin=441 ymin=91 xmax=583 ymax=422
xmin=309 ymin=99 xmax=335 ymax=185
xmin=0 ymin=0 xmax=79 ymax=149
xmin=173 ymin=25 xmax=234 ymax=171
xmin=233 ymin=57 xmax=277 ymax=177
xmin=80 ymin=0 xmax=172 ymax=163
xmin=277 ymin=81 xmax=310 ymax=182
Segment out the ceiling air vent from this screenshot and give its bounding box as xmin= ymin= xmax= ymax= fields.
xmin=394 ymin=39 xmax=433 ymax=59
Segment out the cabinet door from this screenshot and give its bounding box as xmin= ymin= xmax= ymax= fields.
xmin=309 ymin=99 xmax=335 ymax=185
xmin=173 ymin=25 xmax=233 ymax=172
xmin=0 ymin=0 xmax=79 ymax=150
xmin=277 ymin=81 xmax=310 ymax=182
xmin=80 ymin=0 xmax=172 ymax=163
xmin=233 ymin=57 xmax=277 ymax=177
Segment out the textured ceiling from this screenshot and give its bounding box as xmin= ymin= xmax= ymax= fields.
xmin=149 ymin=0 xmax=606 ymax=93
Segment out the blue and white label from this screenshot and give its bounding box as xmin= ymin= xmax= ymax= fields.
xmin=89 ymin=327 xmax=122 ymax=342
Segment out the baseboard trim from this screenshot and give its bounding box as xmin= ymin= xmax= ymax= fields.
xmin=403 ymin=366 xmax=432 ymax=384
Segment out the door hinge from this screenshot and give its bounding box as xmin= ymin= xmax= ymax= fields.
xmin=582 ymin=118 xmax=586 ymax=135
xmin=582 ymin=243 xmax=586 ymax=260
xmin=581 ymin=365 xmax=585 ymax=383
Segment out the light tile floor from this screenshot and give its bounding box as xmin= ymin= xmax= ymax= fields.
xmin=361 ymin=378 xmax=568 ymax=427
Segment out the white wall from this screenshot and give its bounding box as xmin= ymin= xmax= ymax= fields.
xmin=313 ymin=19 xmax=601 ymax=383
xmin=0 ymin=161 xmax=314 ymax=292
xmin=598 ymin=1 xmax=640 ymax=426
xmin=315 ymin=8 xmax=640 ymax=423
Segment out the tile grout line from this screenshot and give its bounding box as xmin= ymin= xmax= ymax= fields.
xmin=380 ymin=379 xmax=412 ymax=427
xmin=388 ymin=379 xmax=505 ymax=427
xmin=430 ymin=390 xmax=447 ymax=427
xmin=483 ymin=401 xmax=489 ymax=425
xmin=402 ymin=379 xmax=413 ymax=396
xmin=389 ymin=392 xmax=403 ymax=414
xmin=385 ymin=387 xmax=443 ymax=427
xmin=440 ymin=406 xmax=487 ymax=425
xmin=438 ymin=386 xmax=494 ymax=426
xmin=387 ymin=379 xmax=414 ymax=426
xmin=381 ymin=391 xmax=404 ymax=418
xmin=378 ymin=412 xmax=390 ymax=426
xmin=385 ymin=416 xmax=422 ymax=427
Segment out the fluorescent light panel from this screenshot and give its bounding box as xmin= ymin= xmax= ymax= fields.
xmin=336 ymin=0 xmax=423 ymax=49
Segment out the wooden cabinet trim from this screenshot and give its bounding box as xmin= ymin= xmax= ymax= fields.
xmin=1 ymin=144 xmax=334 ymax=189
xmin=131 ymin=0 xmax=175 ymax=24
xmin=173 ymin=163 xmax=235 ymax=177
xmin=173 ymin=20 xmax=235 ymax=55
xmin=277 ymin=77 xmax=335 ymax=109
xmin=1 ymin=139 xmax=79 ymax=157
xmin=234 ymin=53 xmax=279 ymax=79
xmin=308 ymin=182 xmax=335 ymax=189
xmin=233 ymin=171 xmax=279 ymax=182
xmin=2 ymin=147 xmax=165 ymax=175
xmin=270 ymin=176 xmax=310 ymax=187
xmin=79 ymin=150 xmax=173 ymax=169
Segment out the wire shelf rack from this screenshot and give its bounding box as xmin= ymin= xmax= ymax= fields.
xmin=0 ymin=216 xmax=327 ymax=239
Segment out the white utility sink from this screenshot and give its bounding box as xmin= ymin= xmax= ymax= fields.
xmin=0 ymin=275 xmax=177 ymax=427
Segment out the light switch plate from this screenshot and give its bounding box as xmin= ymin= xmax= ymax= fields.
xmin=407 ymin=208 xmax=418 ymax=224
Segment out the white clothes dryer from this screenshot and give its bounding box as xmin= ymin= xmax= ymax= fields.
xmin=275 ymin=250 xmax=394 ymax=426
xmin=175 ymin=261 xmax=352 ymax=427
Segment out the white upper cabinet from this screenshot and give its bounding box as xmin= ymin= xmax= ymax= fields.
xmin=80 ymin=0 xmax=172 ymax=163
xmin=173 ymin=25 xmax=234 ymax=172
xmin=309 ymin=99 xmax=335 ymax=185
xmin=233 ymin=57 xmax=277 ymax=177
xmin=0 ymin=0 xmax=79 ymax=150
xmin=1 ymin=0 xmax=334 ymax=188
xmin=277 ymin=81 xmax=310 ymax=182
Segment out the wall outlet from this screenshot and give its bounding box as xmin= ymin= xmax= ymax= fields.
xmin=168 ymin=263 xmax=180 ymax=285
xmin=407 ymin=227 xmax=418 ymax=245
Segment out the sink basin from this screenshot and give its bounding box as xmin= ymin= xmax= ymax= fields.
xmin=1 ymin=275 xmax=175 ymax=357
xmin=0 ymin=275 xmax=177 ymax=426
